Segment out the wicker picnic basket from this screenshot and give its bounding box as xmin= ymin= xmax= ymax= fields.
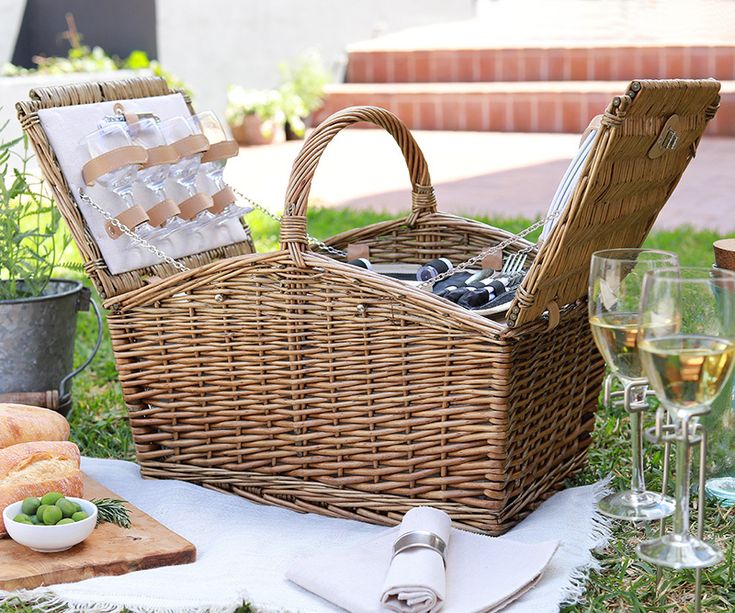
xmin=17 ymin=77 xmax=720 ymax=534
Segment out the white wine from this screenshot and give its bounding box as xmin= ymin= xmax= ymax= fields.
xmin=638 ymin=335 xmax=735 ymax=415
xmin=589 ymin=312 xmax=644 ymax=382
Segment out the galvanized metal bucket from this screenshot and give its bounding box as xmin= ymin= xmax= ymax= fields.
xmin=0 ymin=279 xmax=102 ymax=414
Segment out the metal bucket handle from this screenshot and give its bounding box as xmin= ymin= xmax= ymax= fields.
xmin=58 ymin=287 xmax=103 ymax=408
xmin=0 ymin=287 xmax=103 ymax=412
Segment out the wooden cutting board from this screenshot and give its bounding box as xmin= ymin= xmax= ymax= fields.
xmin=0 ymin=474 xmax=196 ymax=590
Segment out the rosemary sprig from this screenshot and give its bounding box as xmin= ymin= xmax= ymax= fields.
xmin=91 ymin=498 xmax=132 ymax=529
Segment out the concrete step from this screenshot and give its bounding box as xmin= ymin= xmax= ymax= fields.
xmin=315 ymin=81 xmax=735 ymax=135
xmin=346 ymin=45 xmax=735 ymax=84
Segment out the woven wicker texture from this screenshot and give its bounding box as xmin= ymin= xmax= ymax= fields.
xmin=508 ymin=79 xmax=720 ymax=326
xmin=18 ymin=78 xmax=719 ymax=535
xmin=15 ymin=76 xmax=255 ymax=300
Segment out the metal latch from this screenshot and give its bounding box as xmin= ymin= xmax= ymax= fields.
xmin=647 ymin=114 xmax=681 ymax=159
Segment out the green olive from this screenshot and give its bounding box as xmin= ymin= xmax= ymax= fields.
xmin=42 ymin=505 xmax=63 ymax=525
xmin=56 ymin=518 xmax=75 ymax=525
xmin=71 ymin=511 xmax=89 ymax=522
xmin=56 ymin=498 xmax=77 ymax=518
xmin=13 ymin=513 xmax=32 ymax=524
xmin=35 ymin=504 xmax=50 ymax=519
xmin=40 ymin=492 xmax=64 ymax=506
xmin=21 ymin=497 xmax=41 ymax=516
xmin=30 ymin=514 xmax=40 ymax=525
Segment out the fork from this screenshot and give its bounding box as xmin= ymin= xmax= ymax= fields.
xmin=500 ymin=251 xmax=528 ymax=275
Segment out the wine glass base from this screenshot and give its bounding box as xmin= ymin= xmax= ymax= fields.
xmin=597 ymin=490 xmax=675 ymax=521
xmin=705 ymin=477 xmax=735 ymax=507
xmin=637 ymin=534 xmax=724 ymax=569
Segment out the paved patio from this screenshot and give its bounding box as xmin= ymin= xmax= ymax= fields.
xmin=225 ymin=130 xmax=735 ymax=231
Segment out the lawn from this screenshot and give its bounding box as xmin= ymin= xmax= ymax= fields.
xmin=58 ymin=208 xmax=734 ymax=611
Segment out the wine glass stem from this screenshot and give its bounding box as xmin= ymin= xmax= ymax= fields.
xmin=673 ymin=415 xmax=692 ymax=539
xmin=627 ymin=384 xmax=648 ymax=496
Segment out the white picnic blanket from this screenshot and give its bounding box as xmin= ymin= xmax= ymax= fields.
xmin=1 ymin=457 xmax=611 ymax=613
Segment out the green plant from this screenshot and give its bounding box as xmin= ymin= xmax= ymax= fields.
xmin=225 ymin=87 xmax=286 ymax=137
xmin=277 ymin=85 xmax=308 ymax=137
xmin=278 ymin=50 xmax=331 ymax=115
xmin=0 ymin=122 xmax=70 ymax=300
xmin=1 ymin=15 xmax=190 ymax=97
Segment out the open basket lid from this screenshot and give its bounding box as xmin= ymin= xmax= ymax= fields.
xmin=507 ymin=79 xmax=721 ymax=329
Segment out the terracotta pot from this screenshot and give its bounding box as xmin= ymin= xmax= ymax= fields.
xmin=229 ymin=115 xmax=286 ymax=146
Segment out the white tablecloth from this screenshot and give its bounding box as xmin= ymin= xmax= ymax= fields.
xmin=0 ymin=458 xmax=611 ymax=612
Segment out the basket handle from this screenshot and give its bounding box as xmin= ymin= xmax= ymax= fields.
xmin=281 ymin=106 xmax=437 ymax=266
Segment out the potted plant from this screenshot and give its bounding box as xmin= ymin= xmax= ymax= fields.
xmin=0 ymin=125 xmax=100 ymax=414
xmin=278 ymin=50 xmax=331 ymax=140
xmin=226 ymin=87 xmax=287 ymax=146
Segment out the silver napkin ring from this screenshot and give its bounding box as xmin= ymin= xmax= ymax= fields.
xmin=392 ymin=530 xmax=447 ymax=566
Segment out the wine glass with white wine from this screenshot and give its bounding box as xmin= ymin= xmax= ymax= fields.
xmin=589 ymin=249 xmax=677 ymax=521
xmin=637 ymin=267 xmax=735 ymax=568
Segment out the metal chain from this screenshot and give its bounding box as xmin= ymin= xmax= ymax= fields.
xmin=80 ymin=186 xmax=558 ymax=286
xmin=78 ymin=189 xmax=190 ymax=273
xmin=232 ymin=187 xmax=348 ymax=258
xmin=416 ymin=210 xmax=561 ymax=289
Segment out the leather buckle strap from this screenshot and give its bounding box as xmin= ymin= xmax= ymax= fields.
xmin=211 ymin=186 xmax=237 ymax=214
xmin=201 ymin=140 xmax=239 ymax=164
xmin=105 ymin=205 xmax=150 ymax=239
xmin=146 ymin=198 xmax=181 ymax=227
xmin=179 ymin=192 xmax=213 ymax=220
xmin=143 ymin=145 xmax=180 ymax=168
xmin=171 ymin=134 xmax=209 ymax=158
xmin=82 ymin=145 xmax=147 ymax=186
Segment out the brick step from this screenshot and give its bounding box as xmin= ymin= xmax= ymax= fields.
xmin=315 ymin=82 xmax=735 ymax=135
xmin=346 ymin=45 xmax=735 ymax=84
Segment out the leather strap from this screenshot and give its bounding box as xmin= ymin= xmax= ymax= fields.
xmin=211 ymin=186 xmax=237 ymax=214
xmin=82 ymin=145 xmax=147 ymax=186
xmin=146 ymin=198 xmax=181 ymax=227
xmin=172 ymin=134 xmax=209 ymax=158
xmin=143 ymin=145 xmax=179 ymax=168
xmin=201 ymin=140 xmax=239 ymax=164
xmin=347 ymin=243 xmax=370 ymax=260
xmin=179 ymin=192 xmax=213 ymax=220
xmin=105 ymin=205 xmax=150 ymax=239
xmin=546 ymin=300 xmax=561 ymax=331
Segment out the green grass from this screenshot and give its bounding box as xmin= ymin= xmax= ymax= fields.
xmin=53 ymin=208 xmax=735 ymax=610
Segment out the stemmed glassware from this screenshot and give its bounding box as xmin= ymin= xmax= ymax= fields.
xmin=84 ymin=122 xmax=158 ymax=239
xmin=192 ymin=110 xmax=250 ymax=223
xmin=637 ymin=267 xmax=735 ymax=568
xmin=589 ymin=249 xmax=678 ymax=521
xmin=128 ymin=117 xmax=185 ymax=240
xmin=160 ymin=116 xmax=215 ymax=229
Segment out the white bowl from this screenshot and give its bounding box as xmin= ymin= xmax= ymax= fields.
xmin=3 ymin=497 xmax=97 ymax=553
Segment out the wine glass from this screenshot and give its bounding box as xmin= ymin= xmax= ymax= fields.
xmin=637 ymin=267 xmax=735 ymax=569
xmin=84 ymin=122 xmax=157 ymax=239
xmin=159 ymin=116 xmax=215 ymax=229
xmin=589 ymin=249 xmax=678 ymax=521
xmin=128 ymin=117 xmax=185 ymax=240
xmin=192 ymin=110 xmax=250 ymax=223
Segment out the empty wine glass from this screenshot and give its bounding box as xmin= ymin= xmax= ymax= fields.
xmin=637 ymin=267 xmax=735 ymax=569
xmin=84 ymin=122 xmax=157 ymax=239
xmin=589 ymin=249 xmax=678 ymax=521
xmin=192 ymin=110 xmax=249 ymax=223
xmin=160 ymin=116 xmax=215 ymax=229
xmin=128 ymin=117 xmax=185 ymax=240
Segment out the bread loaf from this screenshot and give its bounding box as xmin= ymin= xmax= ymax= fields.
xmin=0 ymin=403 xmax=70 ymax=448
xmin=0 ymin=441 xmax=82 ymax=534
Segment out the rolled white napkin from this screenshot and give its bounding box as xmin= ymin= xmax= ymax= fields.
xmin=380 ymin=507 xmax=451 ymax=613
xmin=286 ymin=506 xmax=558 ymax=613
